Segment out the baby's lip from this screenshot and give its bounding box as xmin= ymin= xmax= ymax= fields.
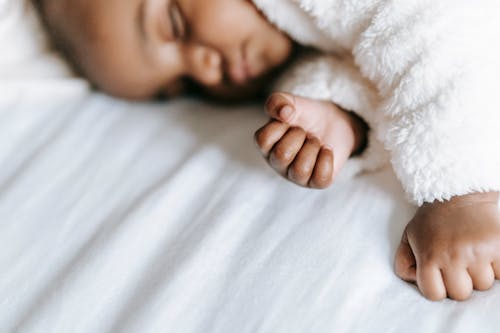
xmin=227 ymin=44 xmax=253 ymax=85
xmin=228 ymin=60 xmax=249 ymax=85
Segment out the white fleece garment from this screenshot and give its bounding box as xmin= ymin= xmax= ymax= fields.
xmin=253 ymin=0 xmax=500 ymax=205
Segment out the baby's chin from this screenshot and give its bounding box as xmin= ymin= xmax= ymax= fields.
xmin=202 ymin=80 xmax=267 ymax=102
xmin=176 ymin=75 xmax=270 ymax=103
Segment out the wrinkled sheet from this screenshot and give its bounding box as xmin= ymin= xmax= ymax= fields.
xmin=1 ymin=1 xmax=500 ymax=333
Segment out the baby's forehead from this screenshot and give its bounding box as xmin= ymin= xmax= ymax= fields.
xmin=38 ymin=3 xmax=119 ymax=76
xmin=45 ymin=0 xmax=136 ymax=66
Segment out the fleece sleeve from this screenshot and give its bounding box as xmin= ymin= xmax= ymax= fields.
xmin=272 ymin=52 xmax=389 ymax=181
xmin=351 ymin=0 xmax=500 ymax=205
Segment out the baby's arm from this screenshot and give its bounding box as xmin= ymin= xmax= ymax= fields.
xmin=255 ymin=52 xmax=389 ymax=186
xmin=348 ymin=1 xmax=500 ymax=299
xmin=351 ymin=1 xmax=500 ymax=205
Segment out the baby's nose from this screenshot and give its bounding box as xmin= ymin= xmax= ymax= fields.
xmin=187 ymin=45 xmax=223 ymax=86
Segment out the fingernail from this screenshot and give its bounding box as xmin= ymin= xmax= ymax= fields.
xmin=280 ymin=106 xmax=294 ymax=119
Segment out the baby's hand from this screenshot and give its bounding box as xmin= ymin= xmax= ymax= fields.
xmin=395 ymin=192 xmax=500 ymax=301
xmin=254 ymin=92 xmax=367 ymax=188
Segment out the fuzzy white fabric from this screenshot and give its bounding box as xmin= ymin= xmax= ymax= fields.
xmin=4 ymin=2 xmax=500 ymax=332
xmin=253 ymin=0 xmax=500 ymax=205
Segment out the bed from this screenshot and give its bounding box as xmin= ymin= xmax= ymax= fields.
xmin=1 ymin=2 xmax=500 ymax=332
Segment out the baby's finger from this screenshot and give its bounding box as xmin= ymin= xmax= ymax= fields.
xmin=269 ymin=127 xmax=307 ymax=174
xmin=442 ymin=267 xmax=473 ymax=301
xmin=468 ymin=263 xmax=495 ymax=291
xmin=309 ymin=147 xmax=334 ymax=189
xmin=288 ymin=136 xmax=321 ymax=187
xmin=265 ymin=92 xmax=295 ymax=120
xmin=255 ymin=120 xmax=290 ymax=156
xmin=394 ymin=232 xmax=417 ymax=283
xmin=416 ymin=265 xmax=446 ymax=301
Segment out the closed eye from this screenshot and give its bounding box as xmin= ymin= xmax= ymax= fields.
xmin=169 ymin=2 xmax=186 ymax=40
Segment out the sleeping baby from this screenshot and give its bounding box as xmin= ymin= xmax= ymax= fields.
xmin=33 ymin=0 xmax=500 ymax=301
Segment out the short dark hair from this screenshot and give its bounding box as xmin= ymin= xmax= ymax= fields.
xmin=31 ymin=0 xmax=84 ymax=77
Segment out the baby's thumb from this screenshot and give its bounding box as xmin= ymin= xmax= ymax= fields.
xmin=394 ymin=230 xmax=417 ymax=283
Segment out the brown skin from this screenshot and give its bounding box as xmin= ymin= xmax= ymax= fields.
xmin=255 ymin=92 xmax=367 ymax=188
xmin=42 ymin=0 xmax=293 ymax=99
xmin=256 ymin=93 xmax=500 ymax=302
xmin=395 ymin=192 xmax=500 ymax=301
xmin=43 ymin=0 xmax=500 ymax=301
xmin=256 ymin=122 xmax=335 ymax=188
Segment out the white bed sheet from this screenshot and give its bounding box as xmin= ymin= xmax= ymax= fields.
xmin=2 ymin=2 xmax=500 ymax=333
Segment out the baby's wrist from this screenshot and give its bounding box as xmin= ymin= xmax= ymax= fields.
xmin=347 ymin=112 xmax=369 ymax=157
xmin=422 ymin=192 xmax=499 ymax=211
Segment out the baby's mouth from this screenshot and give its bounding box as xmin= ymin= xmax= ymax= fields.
xmin=228 ymin=59 xmax=250 ymax=85
xmin=227 ymin=42 xmax=256 ymax=85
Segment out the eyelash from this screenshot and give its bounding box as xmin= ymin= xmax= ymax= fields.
xmin=169 ymin=3 xmax=186 ymax=40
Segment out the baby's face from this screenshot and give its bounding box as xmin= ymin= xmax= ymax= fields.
xmin=50 ymin=0 xmax=293 ymax=99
